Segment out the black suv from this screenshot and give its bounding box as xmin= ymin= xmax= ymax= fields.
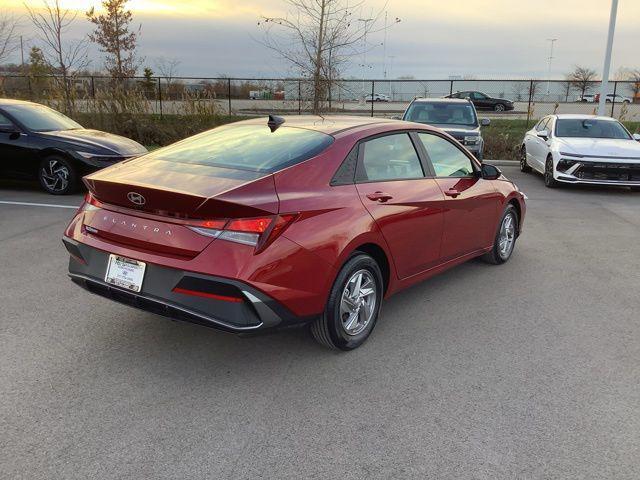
xmin=401 ymin=98 xmax=489 ymax=160
xmin=445 ymin=91 xmax=514 ymax=112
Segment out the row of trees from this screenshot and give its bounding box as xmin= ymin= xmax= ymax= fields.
xmin=0 ymin=0 xmax=185 ymax=113
xmin=566 ymin=66 xmax=640 ymax=101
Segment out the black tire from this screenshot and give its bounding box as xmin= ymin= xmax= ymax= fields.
xmin=38 ymin=155 xmax=78 ymax=195
xmin=482 ymin=204 xmax=519 ymax=265
xmin=494 ymin=103 xmax=505 ymax=112
xmin=520 ymin=145 xmax=532 ymax=172
xmin=544 ymin=156 xmax=559 ymax=188
xmin=310 ymin=253 xmax=383 ymax=351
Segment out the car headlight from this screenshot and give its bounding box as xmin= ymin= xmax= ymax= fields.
xmin=464 ymin=136 xmax=480 ymax=144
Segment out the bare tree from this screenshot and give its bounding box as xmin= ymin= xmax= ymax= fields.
xmin=87 ymin=0 xmax=140 ymax=79
xmin=259 ymin=0 xmax=398 ymax=113
xmin=25 ymin=0 xmax=89 ymax=112
xmin=567 ymin=66 xmax=598 ymax=101
xmin=155 ymin=56 xmax=180 ymax=84
xmin=615 ymin=67 xmax=640 ymax=102
xmin=0 ymin=12 xmax=20 ymax=64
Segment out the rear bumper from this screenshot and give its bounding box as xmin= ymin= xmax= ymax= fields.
xmin=63 ymin=238 xmax=314 ymax=334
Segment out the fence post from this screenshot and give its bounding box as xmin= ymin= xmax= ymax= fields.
xmin=90 ymin=76 xmax=95 ymax=98
xmin=611 ymin=81 xmax=617 ymax=117
xmin=370 ymin=80 xmax=375 ymax=117
xmin=157 ymin=77 xmax=163 ymax=118
xmin=449 ymin=80 xmax=454 ymax=96
xmin=227 ymin=78 xmax=232 ymax=115
xmin=526 ymin=80 xmax=534 ymax=128
xmin=27 ymin=76 xmax=33 ymax=99
xmin=298 ymin=80 xmax=302 ymax=115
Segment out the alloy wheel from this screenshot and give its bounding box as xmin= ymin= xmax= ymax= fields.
xmin=40 ymin=159 xmax=70 ymax=193
xmin=497 ymin=212 xmax=516 ymax=260
xmin=495 ymin=104 xmax=505 ymax=112
xmin=340 ymin=269 xmax=377 ymax=336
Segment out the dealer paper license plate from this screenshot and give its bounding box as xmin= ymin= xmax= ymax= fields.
xmin=105 ymin=254 xmax=146 ymax=292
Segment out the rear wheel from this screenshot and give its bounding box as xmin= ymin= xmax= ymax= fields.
xmin=520 ymin=146 xmax=532 ymax=172
xmin=544 ymin=156 xmax=559 ymax=188
xmin=482 ymin=205 xmax=519 ymax=265
xmin=311 ymin=253 xmax=383 ymax=350
xmin=38 ymin=155 xmax=78 ymax=195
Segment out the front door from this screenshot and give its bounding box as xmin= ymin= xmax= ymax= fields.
xmin=0 ymin=112 xmax=31 ymax=178
xmin=416 ymin=132 xmax=501 ymax=260
xmin=355 ymin=132 xmax=445 ymax=279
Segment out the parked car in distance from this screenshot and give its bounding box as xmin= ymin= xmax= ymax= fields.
xmin=579 ymin=94 xmax=595 ymax=103
xmin=595 ymin=93 xmax=632 ymax=104
xmin=63 ymin=115 xmax=526 ymax=350
xmin=365 ymin=93 xmax=390 ymax=102
xmin=0 ymin=99 xmax=147 ymax=194
xmin=401 ymin=97 xmax=490 ymax=160
xmin=520 ymin=114 xmax=640 ymax=189
xmin=445 ymin=91 xmax=515 ymax=112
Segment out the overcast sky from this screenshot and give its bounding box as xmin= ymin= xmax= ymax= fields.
xmin=3 ymin=0 xmax=640 ymax=79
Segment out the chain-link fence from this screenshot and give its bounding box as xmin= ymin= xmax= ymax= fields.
xmin=2 ymin=75 xmax=640 ymax=125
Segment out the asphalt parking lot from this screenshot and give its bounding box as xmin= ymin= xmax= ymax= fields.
xmin=1 ymin=166 xmax=639 ymax=479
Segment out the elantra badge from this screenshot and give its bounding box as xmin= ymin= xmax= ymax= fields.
xmin=127 ymin=192 xmax=146 ymax=206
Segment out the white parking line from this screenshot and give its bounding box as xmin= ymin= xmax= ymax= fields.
xmin=0 ymin=200 xmax=79 ymax=210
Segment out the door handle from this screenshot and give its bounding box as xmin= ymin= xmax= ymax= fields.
xmin=366 ymin=191 xmax=393 ymax=202
xmin=444 ymin=189 xmax=460 ymax=198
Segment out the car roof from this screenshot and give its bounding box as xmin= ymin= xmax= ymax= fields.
xmin=412 ymin=97 xmax=472 ymax=104
xmin=0 ymin=98 xmax=39 ymax=107
xmin=233 ymin=115 xmax=426 ymax=136
xmin=553 ymin=114 xmax=619 ymax=121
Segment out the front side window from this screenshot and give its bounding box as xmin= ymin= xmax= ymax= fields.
xmin=472 ymin=92 xmax=488 ymax=100
xmin=419 ymin=133 xmax=474 ymax=178
xmin=555 ymin=119 xmax=631 ymax=139
xmin=535 ymin=118 xmax=550 ymax=132
xmin=356 ymin=133 xmax=424 ymax=182
xmin=0 ymin=112 xmax=14 ymax=128
xmin=2 ymin=104 xmax=82 ymax=132
xmin=148 ymin=125 xmax=334 ymax=173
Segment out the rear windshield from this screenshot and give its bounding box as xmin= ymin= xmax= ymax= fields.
xmin=404 ymin=102 xmax=477 ymax=127
xmin=148 ymin=125 xmax=334 ymax=172
xmin=555 ymin=119 xmax=631 ymax=139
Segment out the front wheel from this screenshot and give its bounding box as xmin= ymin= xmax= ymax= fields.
xmin=494 ymin=103 xmax=505 ymax=112
xmin=482 ymin=205 xmax=519 ymax=265
xmin=38 ymin=155 xmax=78 ymax=195
xmin=311 ymin=253 xmax=383 ymax=350
xmin=544 ymin=156 xmax=559 ymax=188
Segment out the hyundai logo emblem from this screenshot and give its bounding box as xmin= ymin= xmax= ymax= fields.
xmin=127 ymin=192 xmax=146 ymax=206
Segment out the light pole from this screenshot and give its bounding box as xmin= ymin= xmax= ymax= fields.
xmin=598 ymin=0 xmax=619 ymax=116
xmin=545 ymin=38 xmax=557 ymax=99
xmin=358 ymin=17 xmax=374 ymax=97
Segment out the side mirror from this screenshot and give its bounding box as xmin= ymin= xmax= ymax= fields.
xmin=633 ymin=133 xmax=640 ymax=142
xmin=536 ymin=130 xmax=549 ymax=140
xmin=480 ymin=118 xmax=491 ymax=127
xmin=481 ymin=163 xmax=501 ymax=180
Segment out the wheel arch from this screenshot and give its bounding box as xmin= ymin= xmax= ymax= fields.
xmin=352 ymin=242 xmax=391 ymax=295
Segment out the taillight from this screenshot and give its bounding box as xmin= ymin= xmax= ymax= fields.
xmin=77 ymin=192 xmax=102 ymax=213
xmin=187 ymin=214 xmax=297 ymax=250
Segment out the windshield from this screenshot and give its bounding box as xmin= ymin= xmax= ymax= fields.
xmin=555 ymin=119 xmax=631 ymax=139
xmin=3 ymin=104 xmax=83 ymax=132
xmin=404 ymin=102 xmax=478 ymax=127
xmin=148 ymin=125 xmax=334 ymax=173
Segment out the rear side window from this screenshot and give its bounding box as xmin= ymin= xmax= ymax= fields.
xmin=356 ymin=133 xmax=424 ymax=182
xmin=147 ymin=125 xmax=334 ymax=173
xmin=418 ymin=133 xmax=474 ymax=178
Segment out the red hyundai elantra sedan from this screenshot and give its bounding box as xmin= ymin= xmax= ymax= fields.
xmin=63 ymin=115 xmax=526 ymax=350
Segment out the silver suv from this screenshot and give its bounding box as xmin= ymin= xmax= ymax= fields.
xmin=401 ymin=98 xmax=490 ymax=160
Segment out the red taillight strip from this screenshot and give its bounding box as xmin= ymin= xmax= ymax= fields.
xmin=172 ymin=287 xmax=244 ymax=303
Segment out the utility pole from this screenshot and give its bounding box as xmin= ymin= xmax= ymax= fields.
xmin=598 ymin=0 xmax=618 ymax=116
xmin=358 ymin=17 xmax=374 ymax=97
xmin=545 ymin=38 xmax=557 ymax=98
xmin=382 ymin=12 xmax=388 ymax=79
xmin=20 ymin=36 xmax=25 ymax=72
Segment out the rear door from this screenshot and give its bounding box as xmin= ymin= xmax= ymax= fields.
xmin=416 ymin=132 xmax=501 ymax=260
xmin=355 ymin=132 xmax=445 ymax=279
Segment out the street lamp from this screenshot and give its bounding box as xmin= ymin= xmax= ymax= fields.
xmin=545 ymin=38 xmax=557 ymax=99
xmin=598 ymin=0 xmax=619 ymax=116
